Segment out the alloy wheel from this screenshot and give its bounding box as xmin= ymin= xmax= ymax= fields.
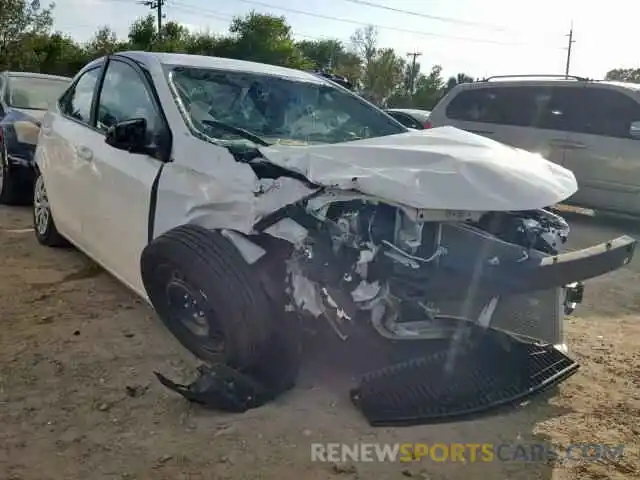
xmin=33 ymin=175 xmax=50 ymax=236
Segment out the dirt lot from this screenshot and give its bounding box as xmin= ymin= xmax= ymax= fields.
xmin=0 ymin=205 xmax=638 ymax=480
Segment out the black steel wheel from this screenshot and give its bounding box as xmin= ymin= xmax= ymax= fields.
xmin=141 ymin=225 xmax=277 ymax=368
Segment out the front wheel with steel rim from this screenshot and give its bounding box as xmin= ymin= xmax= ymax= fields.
xmin=33 ymin=170 xmax=68 ymax=247
xmin=140 ymin=224 xmax=278 ymax=368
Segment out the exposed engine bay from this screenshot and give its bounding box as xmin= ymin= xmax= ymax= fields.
xmin=252 ymin=189 xmax=601 ymax=345
xmin=151 ymin=140 xmax=636 ymax=425
xmin=157 ymin=191 xmax=632 ymax=424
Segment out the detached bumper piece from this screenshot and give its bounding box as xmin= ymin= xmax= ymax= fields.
xmin=394 ymin=235 xmax=636 ymax=301
xmin=350 ymin=329 xmax=579 ymax=427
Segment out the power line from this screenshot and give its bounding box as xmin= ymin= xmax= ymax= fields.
xmin=340 ymin=0 xmax=516 ymax=32
xmin=161 ymin=2 xmax=522 ymax=67
xmin=171 ymin=3 xmax=235 ymax=23
xmin=176 ymin=0 xmax=559 ymax=48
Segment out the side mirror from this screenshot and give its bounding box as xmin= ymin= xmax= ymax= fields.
xmin=105 ymin=118 xmax=148 ymax=153
xmin=630 ymin=121 xmax=640 ymax=139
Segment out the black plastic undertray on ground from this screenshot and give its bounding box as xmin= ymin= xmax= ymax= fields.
xmin=350 ymin=329 xmax=580 ymax=427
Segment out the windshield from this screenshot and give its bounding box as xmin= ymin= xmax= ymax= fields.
xmin=167 ymin=66 xmax=406 ymax=146
xmin=7 ymin=76 xmax=70 ymax=110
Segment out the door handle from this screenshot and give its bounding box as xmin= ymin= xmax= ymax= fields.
xmin=76 ymin=145 xmax=93 ymax=161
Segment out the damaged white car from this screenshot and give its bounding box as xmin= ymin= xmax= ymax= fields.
xmin=33 ymin=52 xmax=636 ymax=423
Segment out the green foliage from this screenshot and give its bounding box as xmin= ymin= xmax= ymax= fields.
xmin=0 ymin=0 xmax=55 ymax=69
xmin=605 ymin=68 xmax=640 ymax=84
xmin=14 ymin=3 xmax=631 ymax=111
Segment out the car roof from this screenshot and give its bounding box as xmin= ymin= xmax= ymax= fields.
xmin=450 ymin=77 xmax=640 ymax=91
xmin=3 ymin=71 xmax=71 ymax=81
xmin=117 ymin=51 xmax=327 ymax=84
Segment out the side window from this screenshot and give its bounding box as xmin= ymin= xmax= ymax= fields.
xmin=445 ymin=89 xmax=489 ymax=122
xmin=538 ymin=87 xmax=640 ymax=138
xmin=60 ymin=67 xmax=101 ymax=124
xmin=581 ymin=88 xmax=640 ymax=138
xmin=96 ymin=60 xmax=160 ymax=137
xmin=537 ymin=87 xmax=587 ymax=132
xmin=445 ymin=87 xmax=548 ymax=127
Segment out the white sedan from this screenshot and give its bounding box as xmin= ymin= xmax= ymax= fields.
xmin=32 ymin=51 xmax=635 ymax=376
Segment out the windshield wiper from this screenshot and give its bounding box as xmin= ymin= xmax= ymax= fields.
xmin=201 ymin=119 xmax=271 ymax=147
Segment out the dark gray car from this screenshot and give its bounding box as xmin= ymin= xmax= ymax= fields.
xmin=385 ymin=108 xmax=432 ymax=129
xmin=0 ymin=71 xmax=71 ymax=204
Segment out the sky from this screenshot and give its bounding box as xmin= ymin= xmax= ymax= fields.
xmin=53 ymin=0 xmax=638 ymax=80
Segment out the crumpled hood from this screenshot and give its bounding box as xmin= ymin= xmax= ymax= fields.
xmin=259 ymin=126 xmax=578 ymax=212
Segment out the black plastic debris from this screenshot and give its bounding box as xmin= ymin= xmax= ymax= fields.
xmin=155 ymin=323 xmax=299 ymax=413
xmin=155 ymin=364 xmax=279 ymax=413
xmin=350 ymin=329 xmax=579 ymax=427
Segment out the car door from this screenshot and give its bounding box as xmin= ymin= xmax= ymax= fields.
xmin=85 ymin=56 xmax=169 ymax=294
xmin=440 ymin=85 xmax=569 ymax=167
xmin=38 ymin=64 xmax=104 ymax=248
xmin=546 ymin=85 xmax=640 ymax=214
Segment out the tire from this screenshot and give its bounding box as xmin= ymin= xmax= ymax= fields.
xmin=0 ymin=139 xmax=22 ymax=205
xmin=33 ymin=170 xmax=69 ymax=247
xmin=140 ymin=224 xmax=276 ymax=368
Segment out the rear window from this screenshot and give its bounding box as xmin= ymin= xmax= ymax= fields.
xmin=7 ymin=76 xmax=71 ymax=110
xmin=445 ymin=86 xmax=551 ymax=127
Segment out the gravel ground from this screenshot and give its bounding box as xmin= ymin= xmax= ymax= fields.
xmin=0 ymin=205 xmax=638 ymax=480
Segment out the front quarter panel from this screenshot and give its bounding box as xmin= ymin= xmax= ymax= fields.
xmin=152 ymin=136 xmax=260 ymax=239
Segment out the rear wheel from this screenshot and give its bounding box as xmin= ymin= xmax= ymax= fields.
xmin=140 ymin=225 xmax=277 ymax=368
xmin=33 ymin=170 xmax=69 ymax=247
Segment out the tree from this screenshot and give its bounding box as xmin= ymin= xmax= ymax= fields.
xmin=297 ymin=39 xmax=344 ymax=70
xmin=388 ymin=64 xmax=446 ymax=109
xmin=0 ymin=7 xmax=471 ymax=104
xmin=86 ymin=26 xmax=120 ymax=58
xmin=350 ymin=25 xmax=377 ymax=66
xmin=445 ymin=72 xmax=474 ymax=93
xmin=605 ymin=68 xmax=640 ymax=83
xmin=23 ymin=31 xmax=87 ymax=75
xmin=296 ymin=38 xmax=361 ymax=84
xmin=225 ymin=11 xmax=310 ymax=68
xmin=0 ymin=0 xmax=54 ymax=68
xmin=128 ymin=15 xmax=157 ymax=51
xmin=413 ymin=65 xmax=446 ymax=108
xmin=362 ymin=48 xmax=405 ymax=106
xmin=182 ymin=29 xmax=223 ymax=56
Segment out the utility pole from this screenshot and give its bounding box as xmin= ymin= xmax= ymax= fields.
xmin=141 ymin=0 xmax=166 ymax=37
xmin=564 ymin=22 xmax=575 ymax=78
xmin=406 ymin=51 xmax=422 ymax=102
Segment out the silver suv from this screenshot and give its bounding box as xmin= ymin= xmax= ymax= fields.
xmin=429 ymin=75 xmax=640 ymax=216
